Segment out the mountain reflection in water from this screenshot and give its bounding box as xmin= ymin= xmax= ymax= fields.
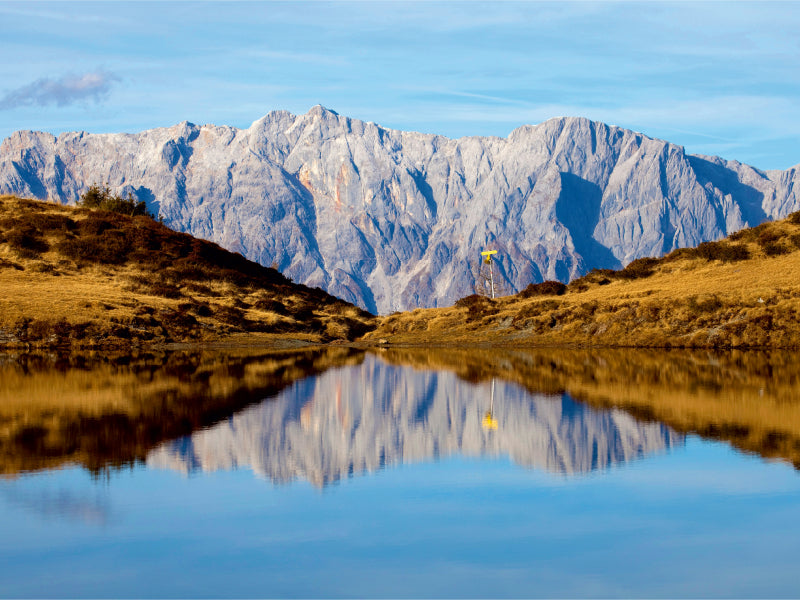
xmin=148 ymin=355 xmax=680 ymax=485
xmin=1 ymin=347 xmax=799 ymax=479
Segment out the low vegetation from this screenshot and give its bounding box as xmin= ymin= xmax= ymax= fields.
xmin=0 ymin=195 xmax=375 ymax=348
xmin=365 ymin=210 xmax=800 ymax=348
xmin=78 ymin=184 xmax=153 ymax=218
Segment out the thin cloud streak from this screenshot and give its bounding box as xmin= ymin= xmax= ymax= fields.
xmin=0 ymin=70 xmax=120 ymax=110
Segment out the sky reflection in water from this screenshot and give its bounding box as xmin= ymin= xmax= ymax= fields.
xmin=0 ymin=350 xmax=799 ymax=598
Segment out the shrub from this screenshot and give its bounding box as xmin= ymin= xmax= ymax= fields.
xmin=79 ymin=185 xmax=152 ymax=218
xmin=78 ymin=216 xmax=115 ymax=236
xmin=27 ymin=213 xmax=76 ymax=232
xmin=788 ymin=211 xmax=800 ymax=225
xmin=693 ymin=241 xmax=750 ymax=262
xmin=568 ymin=269 xmax=616 ymax=291
xmin=254 ymin=298 xmax=289 ymax=315
xmin=757 ymin=228 xmax=783 ymax=245
xmin=728 ymin=228 xmax=750 ymax=242
xmin=763 ymin=241 xmax=790 ymax=257
xmin=148 ymin=283 xmax=183 ymax=299
xmin=5 ymin=226 xmax=49 ymax=257
xmin=789 ymin=233 xmax=800 ymax=249
xmin=454 ymin=294 xmax=497 ymax=321
xmin=214 ymin=305 xmax=246 ymax=325
xmin=617 ymin=257 xmax=659 ymax=279
xmin=58 ymin=232 xmax=131 ymax=265
xmin=687 ymin=295 xmax=723 ymax=315
xmin=518 ymin=281 xmax=567 ymax=298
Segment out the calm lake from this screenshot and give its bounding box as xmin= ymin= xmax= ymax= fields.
xmin=1 ymin=347 xmax=799 ymax=598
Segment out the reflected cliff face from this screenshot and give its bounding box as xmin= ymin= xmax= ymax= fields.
xmin=148 ymin=355 xmax=680 ymax=485
xmin=3 ymin=347 xmax=799 ymax=481
xmin=0 ymin=348 xmax=366 ymax=476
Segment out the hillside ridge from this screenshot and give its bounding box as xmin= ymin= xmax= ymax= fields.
xmin=364 ymin=209 xmax=800 ymax=348
xmin=0 ymin=195 xmax=374 ymax=348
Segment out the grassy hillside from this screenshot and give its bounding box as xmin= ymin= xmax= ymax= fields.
xmin=0 ymin=196 xmax=375 ymax=347
xmin=365 ymin=211 xmax=800 ymax=348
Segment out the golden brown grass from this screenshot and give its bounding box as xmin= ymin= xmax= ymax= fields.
xmin=0 ymin=196 xmax=375 ymax=347
xmin=364 ymin=212 xmax=800 ymax=348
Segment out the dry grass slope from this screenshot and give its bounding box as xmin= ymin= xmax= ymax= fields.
xmin=365 ymin=211 xmax=800 ymax=348
xmin=0 ymin=196 xmax=375 ymax=347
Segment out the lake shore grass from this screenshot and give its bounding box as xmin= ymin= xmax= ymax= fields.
xmin=363 ymin=211 xmax=800 ymax=348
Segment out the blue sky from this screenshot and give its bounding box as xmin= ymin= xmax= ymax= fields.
xmin=1 ymin=1 xmax=799 ymax=170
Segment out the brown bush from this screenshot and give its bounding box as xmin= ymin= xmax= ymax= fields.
xmin=214 ymin=305 xmax=246 ymax=326
xmin=183 ymin=282 xmax=218 ymax=296
xmin=687 ymin=295 xmax=723 ymax=316
xmin=617 ymin=257 xmax=659 ymax=279
xmin=568 ymin=269 xmax=616 ymax=291
xmin=78 ymin=216 xmax=116 ymax=236
xmin=787 ymin=211 xmax=800 ymax=225
xmin=148 ymin=283 xmax=183 ymax=299
xmin=727 ymin=228 xmax=751 ymax=242
xmin=518 ymin=281 xmax=567 ymax=298
xmin=58 ymin=232 xmax=131 ymax=265
xmin=789 ymin=233 xmax=800 ymax=249
xmin=757 ymin=228 xmax=783 ymax=245
xmin=157 ymin=309 xmax=198 ymax=331
xmin=5 ymin=226 xmax=49 ymax=257
xmin=511 ymin=299 xmax=560 ymax=326
xmin=692 ymin=241 xmax=750 ymax=262
xmin=454 ymin=294 xmax=498 ymax=321
xmin=763 ymin=241 xmax=790 ymax=257
xmin=254 ymin=298 xmax=289 ymax=315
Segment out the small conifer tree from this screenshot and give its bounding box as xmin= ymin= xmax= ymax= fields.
xmin=78 ymin=184 xmax=153 ymax=218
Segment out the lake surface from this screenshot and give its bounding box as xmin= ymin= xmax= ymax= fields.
xmin=1 ymin=347 xmax=799 ymax=598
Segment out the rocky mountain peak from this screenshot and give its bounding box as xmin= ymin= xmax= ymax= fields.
xmin=2 ymin=107 xmax=799 ymax=313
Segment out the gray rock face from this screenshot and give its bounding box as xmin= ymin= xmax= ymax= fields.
xmin=146 ymin=356 xmax=681 ymax=486
xmin=2 ymin=106 xmax=799 ymax=313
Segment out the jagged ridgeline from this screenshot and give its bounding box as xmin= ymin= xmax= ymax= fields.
xmin=0 ymin=195 xmax=374 ymax=347
xmin=3 ymin=106 xmax=799 ymax=313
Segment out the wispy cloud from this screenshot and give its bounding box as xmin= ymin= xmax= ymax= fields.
xmin=0 ymin=70 xmax=120 ymax=110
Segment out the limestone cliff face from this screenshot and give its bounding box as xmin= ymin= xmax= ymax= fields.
xmin=146 ymin=356 xmax=681 ymax=486
xmin=2 ymin=106 xmax=798 ymax=312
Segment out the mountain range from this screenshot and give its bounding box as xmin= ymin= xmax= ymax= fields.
xmin=2 ymin=106 xmax=799 ymax=313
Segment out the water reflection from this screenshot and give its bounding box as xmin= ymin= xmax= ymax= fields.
xmin=148 ymin=356 xmax=680 ymax=484
xmin=0 ymin=347 xmax=364 ymax=476
xmin=2 ymin=347 xmax=800 ymax=479
xmin=379 ymin=348 xmax=800 ymax=469
xmin=0 ymin=484 xmax=111 ymax=524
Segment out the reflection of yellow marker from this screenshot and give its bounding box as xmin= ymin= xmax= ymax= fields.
xmin=482 ymin=378 xmax=498 ymax=430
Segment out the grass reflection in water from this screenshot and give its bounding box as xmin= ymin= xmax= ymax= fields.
xmin=1 ymin=347 xmax=799 ymax=478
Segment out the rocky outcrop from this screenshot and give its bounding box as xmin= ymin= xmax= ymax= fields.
xmin=2 ymin=106 xmax=799 ymax=312
xmin=146 ymin=355 xmax=681 ymax=486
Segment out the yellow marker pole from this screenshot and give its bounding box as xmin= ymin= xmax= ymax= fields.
xmin=480 ymin=250 xmax=498 ymax=298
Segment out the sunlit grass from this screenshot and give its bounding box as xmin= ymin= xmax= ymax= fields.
xmin=366 ymin=211 xmax=800 ymax=348
xmin=0 ymin=195 xmax=375 ymax=347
